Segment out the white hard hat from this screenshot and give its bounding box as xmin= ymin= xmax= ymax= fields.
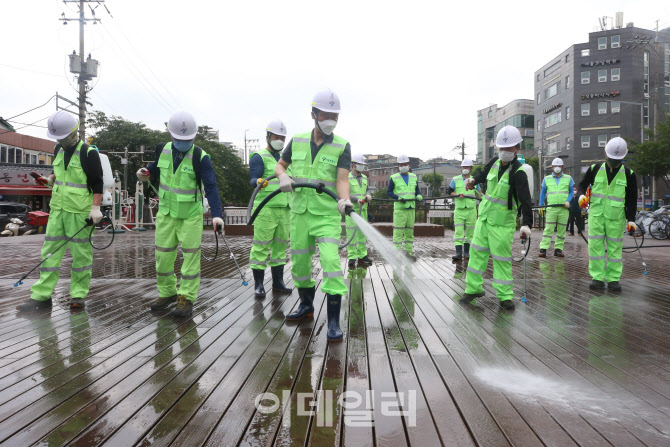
xmin=551 ymin=157 xmax=564 ymax=166
xmin=605 ymin=137 xmax=628 ymax=160
xmin=266 ymin=119 xmax=287 ymax=137
xmin=352 ymin=153 xmax=366 ymax=164
xmin=495 ymin=125 xmax=523 ymax=148
xmin=46 ymin=110 xmax=79 ymax=140
xmin=311 ymin=89 xmax=341 ymax=113
xmin=461 ymin=158 xmax=474 ymax=167
xmin=398 ymin=154 xmax=410 ymax=164
xmin=168 ymin=110 xmax=198 ymax=140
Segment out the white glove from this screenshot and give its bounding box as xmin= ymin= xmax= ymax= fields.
xmin=337 ymin=198 xmax=353 ymax=216
xmin=212 ymin=217 xmax=224 ymax=233
xmin=564 ymin=201 xmax=570 ymax=209
xmin=578 ymin=194 xmax=588 ymax=209
xmin=278 ymin=173 xmax=295 ymax=192
xmin=465 ymin=178 xmax=475 ymax=191
xmin=627 ymin=221 xmax=637 ymax=233
xmin=137 ymin=168 xmax=150 ymax=182
xmin=89 ymin=205 xmax=103 ymax=224
xmin=366 ymin=194 xmax=372 ymax=203
xmin=34 ymin=175 xmax=54 ymax=187
xmin=520 ymin=225 xmax=531 ymax=238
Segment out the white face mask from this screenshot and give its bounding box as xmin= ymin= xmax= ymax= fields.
xmin=462 ymin=169 xmax=470 ymax=175
xmin=399 ymin=165 xmax=410 ymax=174
xmin=353 ymin=163 xmax=366 ymax=173
xmin=553 ymin=167 xmax=562 ymax=174
xmin=498 ymin=150 xmax=516 ymax=162
xmin=270 ymin=140 xmax=284 ymax=151
xmin=318 ymin=119 xmax=337 ymax=136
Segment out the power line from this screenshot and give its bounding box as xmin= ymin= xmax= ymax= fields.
xmin=5 ymin=96 xmax=56 ymax=121
xmin=0 ymin=63 xmax=66 ymax=79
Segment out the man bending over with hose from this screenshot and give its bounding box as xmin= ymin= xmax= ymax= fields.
xmin=17 ymin=111 xmax=104 ymax=312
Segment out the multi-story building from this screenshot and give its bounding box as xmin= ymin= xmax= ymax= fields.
xmin=366 ymin=154 xmax=421 ymax=193
xmin=534 ymin=14 xmax=670 ymax=198
xmin=414 ymin=162 xmax=463 ymax=196
xmin=477 ymin=100 xmax=535 ymax=164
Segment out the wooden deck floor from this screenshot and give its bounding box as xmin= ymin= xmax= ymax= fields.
xmin=1 ymin=231 xmax=670 ymax=446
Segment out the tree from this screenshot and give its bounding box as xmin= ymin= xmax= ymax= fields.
xmin=628 ymin=114 xmax=670 ymax=190
xmin=87 ymin=111 xmax=253 ymax=205
xmin=421 ymin=172 xmax=444 ymax=197
xmin=372 ymin=188 xmax=390 ymax=200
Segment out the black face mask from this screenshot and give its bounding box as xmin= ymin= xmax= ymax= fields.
xmin=607 ymin=158 xmax=622 ymax=168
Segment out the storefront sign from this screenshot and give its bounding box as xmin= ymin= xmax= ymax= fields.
xmin=542 ymin=102 xmax=561 ymax=114
xmin=581 ymin=91 xmax=620 ymax=100
xmin=0 ymin=167 xmax=52 ymax=185
xmin=581 ymin=59 xmax=619 ymax=67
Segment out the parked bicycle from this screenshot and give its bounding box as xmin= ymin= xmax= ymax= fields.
xmin=648 ymin=212 xmax=670 ymax=240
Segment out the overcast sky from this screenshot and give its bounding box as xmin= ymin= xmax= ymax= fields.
xmin=2 ymin=1 xmax=668 ymax=161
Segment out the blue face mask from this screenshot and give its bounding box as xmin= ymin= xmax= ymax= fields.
xmin=173 ymin=139 xmax=193 ymax=152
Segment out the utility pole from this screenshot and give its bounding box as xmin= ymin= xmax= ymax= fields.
xmin=60 ymin=1 xmax=101 ymax=141
xmin=461 ymin=139 xmax=465 ymax=161
xmin=244 ymin=129 xmax=259 ymax=166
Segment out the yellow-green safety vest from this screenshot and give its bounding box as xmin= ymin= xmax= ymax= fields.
xmin=589 ymin=163 xmax=629 ymax=220
xmin=348 ymin=172 xmax=368 ymax=211
xmin=157 ymin=142 xmax=208 ymax=219
xmin=544 ymin=173 xmax=572 ymax=205
xmin=50 ymin=140 xmax=95 ymax=214
xmin=391 ymin=172 xmax=418 ymax=209
xmin=290 ymin=132 xmax=347 ymax=216
xmin=478 ymin=159 xmax=518 ymax=226
xmin=251 ymin=148 xmax=289 ymax=209
xmin=453 ymin=175 xmax=475 ymax=209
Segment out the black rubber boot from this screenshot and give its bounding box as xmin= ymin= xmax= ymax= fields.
xmin=464 ymin=243 xmax=471 ymax=258
xmin=326 ymin=294 xmax=343 ymax=341
xmin=348 ymin=259 xmax=357 ymax=269
xmin=554 ymin=249 xmax=564 ymax=257
xmin=452 ymin=245 xmax=463 ymax=260
xmin=589 ymin=279 xmax=605 ymax=290
xmin=459 ymin=291 xmax=485 ymax=303
xmin=607 ymin=281 xmax=622 ymax=292
xmin=500 ymin=299 xmax=516 ymax=310
xmin=271 ymin=265 xmax=292 ymax=294
xmin=358 ymin=255 xmax=373 ymax=267
xmin=539 ymin=249 xmax=547 ymax=258
xmin=16 ymin=298 xmax=52 ymax=312
xmin=253 ymin=269 xmax=266 ymax=298
xmin=151 ymin=294 xmax=177 ymax=310
xmin=69 ymin=298 xmax=85 ymax=310
xmin=286 ymin=287 xmax=315 ymax=321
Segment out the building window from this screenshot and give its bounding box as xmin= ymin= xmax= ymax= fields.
xmin=7 ymin=147 xmax=22 ymax=164
xmin=537 ymin=73 xmax=540 ymax=82
xmin=537 ymin=93 xmax=541 ymax=104
xmin=547 ymin=141 xmax=559 ymax=155
xmin=545 ymin=82 xmax=559 ymax=100
xmin=598 ymin=102 xmax=607 ymax=114
xmin=566 ymin=137 xmax=571 ymax=151
xmin=31 ymin=154 xmax=37 ymax=164
xmin=598 ymin=69 xmax=607 ymax=82
xmin=581 ymin=49 xmax=590 ymax=57
xmin=565 ymin=54 xmax=570 ymax=62
xmin=566 ymin=106 xmax=571 ymax=119
xmin=598 ymin=37 xmax=607 ymax=50
xmin=581 ymin=71 xmax=590 ymax=84
xmin=598 ymin=134 xmax=607 ymax=147
xmin=565 ymin=75 xmax=570 ymax=89
xmin=581 ymin=103 xmax=590 ymax=116
xmin=581 ymin=136 xmax=590 ymax=148
xmin=0 ymin=145 xmax=6 ymax=163
xmin=611 ymin=35 xmax=620 ymax=48
xmin=537 ymin=120 xmax=541 ymax=132
xmin=611 ymin=101 xmax=621 ymax=113
xmin=544 ymin=111 xmax=562 ymax=128
xmin=488 ymin=110 xmax=493 ymax=118
xmin=611 ymin=67 xmax=620 ymax=81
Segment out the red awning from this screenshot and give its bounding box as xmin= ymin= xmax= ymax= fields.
xmin=0 ymin=185 xmax=52 ymax=196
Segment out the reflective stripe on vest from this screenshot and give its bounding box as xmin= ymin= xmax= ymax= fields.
xmin=290 ymin=132 xmax=346 ymax=215
xmin=545 ymin=174 xmax=571 ymax=205
xmin=348 ymin=172 xmax=368 ymax=211
xmin=391 ymin=172 xmax=417 ymax=209
xmin=589 ymin=163 xmax=629 ymax=220
xmin=50 ymin=140 xmax=94 ymax=214
xmin=252 ymin=148 xmax=288 ymax=209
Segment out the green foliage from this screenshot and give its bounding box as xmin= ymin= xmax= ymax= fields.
xmin=628 ymin=114 xmax=670 ymax=189
xmin=525 ymin=156 xmax=539 ymax=175
xmin=421 ymin=172 xmax=445 ymax=197
xmin=372 ymin=188 xmax=389 ymax=200
xmin=87 ymin=111 xmax=253 ymax=205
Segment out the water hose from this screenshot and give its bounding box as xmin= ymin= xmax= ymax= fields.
xmin=14 ymin=218 xmax=94 ymax=287
xmin=371 ymin=195 xmax=482 ymax=203
xmin=521 ymin=234 xmax=529 ymax=303
xmin=213 ymin=223 xmax=248 ymax=285
xmin=247 ymin=174 xmax=278 ymax=221
xmin=247 ymin=180 xmax=360 ymax=249
xmin=89 ymin=211 xmax=116 ymax=250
